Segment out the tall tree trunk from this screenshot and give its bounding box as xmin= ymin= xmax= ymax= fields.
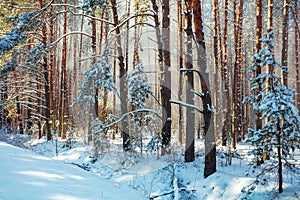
xmin=39 ymin=0 xmax=51 ymax=140
xmin=251 ymin=0 xmax=264 ymax=166
xmin=232 ymin=0 xmax=237 ymax=150
xmin=99 ymin=10 xmax=107 ymax=123
xmin=212 ymin=0 xmax=219 ymax=142
xmin=232 ymin=0 xmax=243 ymax=149
xmin=277 ymin=122 xmax=283 ymax=193
xmin=49 ymin=2 xmax=54 ymax=126
xmin=264 ymin=0 xmax=273 ymax=161
xmin=59 ymin=0 xmax=68 ymax=139
xmin=232 ymin=0 xmax=238 ymax=150
xmin=281 ymin=0 xmax=289 ymax=86
xmin=236 ymin=0 xmax=244 ymax=144
xmin=161 ymin=0 xmax=172 ymax=155
xmin=91 ymin=9 xmax=98 ymax=119
xmin=294 ymin=1 xmax=300 ymax=111
xmin=184 ymin=0 xmax=195 ymax=162
xmin=221 ymin=0 xmax=231 ymax=146
xmin=133 ymin=0 xmax=139 ymax=67
xmin=178 ymin=0 xmax=184 ymax=144
xmin=193 ymin=0 xmax=216 ymax=177
xmin=151 ymin=0 xmax=164 ymax=152
xmin=111 ymin=0 xmax=130 ymax=150
xmin=255 ymin=0 xmax=263 ymax=140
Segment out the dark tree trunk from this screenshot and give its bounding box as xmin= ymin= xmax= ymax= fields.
xmin=49 ymin=3 xmax=54 ymax=125
xmin=161 ymin=0 xmax=172 ymax=155
xmin=184 ymin=0 xmax=195 ymax=162
xmin=178 ymin=0 xmax=184 ymax=144
xmin=264 ymin=0 xmax=273 ymax=161
xmin=281 ymin=0 xmax=289 ymax=86
xmin=59 ymin=0 xmax=68 ymax=139
xmin=212 ymin=0 xmax=220 ymax=143
xmin=91 ymin=9 xmax=98 ymax=119
xmin=221 ymin=0 xmax=231 ymax=146
xmin=253 ymin=0 xmax=264 ymax=165
xmin=255 ymin=0 xmax=263 ymax=135
xmin=232 ymin=0 xmax=243 ymax=149
xmin=39 ymin=0 xmax=51 ymax=140
xmin=111 ymin=0 xmax=130 ymax=150
xmin=277 ymin=122 xmax=283 ymax=193
xmin=192 ymin=0 xmax=216 ymax=177
xmin=294 ymin=2 xmax=300 ymax=111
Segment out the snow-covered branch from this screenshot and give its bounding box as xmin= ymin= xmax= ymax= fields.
xmin=32 ymin=0 xmax=55 ymax=20
xmin=108 ymin=12 xmax=155 ymax=35
xmin=68 ymin=8 xmax=114 ymax=25
xmin=128 ymin=22 xmax=156 ymax=30
xmin=5 ymin=80 xmax=45 ymax=87
xmin=103 ymin=109 xmax=162 ymax=130
xmin=170 ymin=100 xmax=204 ymax=113
xmin=1 ymin=101 xmax=47 ymax=109
xmin=51 ymin=3 xmax=81 ymax=9
xmin=49 ymin=31 xmax=93 ymax=47
xmin=30 ymin=112 xmax=47 ymax=120
xmin=0 ymin=91 xmax=46 ymax=102
xmin=191 ymin=89 xmax=204 ymax=98
xmin=179 ymin=68 xmax=202 ymax=77
xmin=7 ymin=85 xmax=45 ymax=95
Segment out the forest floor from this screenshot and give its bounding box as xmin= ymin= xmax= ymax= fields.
xmin=0 ymin=131 xmax=299 ymax=200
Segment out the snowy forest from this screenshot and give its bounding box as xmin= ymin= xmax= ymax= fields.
xmin=0 ymin=0 xmax=300 ymax=199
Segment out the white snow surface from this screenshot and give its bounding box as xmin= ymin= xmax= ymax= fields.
xmin=0 ymin=133 xmax=299 ymax=200
xmin=0 ymin=141 xmax=144 ymax=200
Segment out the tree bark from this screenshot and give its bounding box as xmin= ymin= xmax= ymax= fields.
xmin=232 ymin=0 xmax=243 ymax=149
xmin=111 ymin=0 xmax=130 ymax=150
xmin=281 ymin=0 xmax=289 ymax=86
xmin=264 ymin=0 xmax=273 ymax=161
xmin=59 ymin=0 xmax=68 ymax=139
xmin=91 ymin=9 xmax=98 ymax=119
xmin=178 ymin=0 xmax=184 ymax=144
xmin=255 ymin=0 xmax=263 ymax=144
xmin=192 ymin=0 xmax=216 ymax=177
xmin=161 ymin=0 xmax=172 ymax=155
xmin=49 ymin=2 xmax=54 ymax=126
xmin=221 ymin=0 xmax=231 ymax=146
xmin=277 ymin=122 xmax=283 ymax=193
xmin=294 ymin=2 xmax=300 ymax=111
xmin=184 ymin=0 xmax=195 ymax=162
xmin=212 ymin=0 xmax=219 ymax=143
xmin=39 ymin=0 xmax=51 ymax=141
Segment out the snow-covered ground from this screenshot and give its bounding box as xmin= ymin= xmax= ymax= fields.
xmin=0 ymin=132 xmax=299 ymax=200
xmin=0 ymin=141 xmax=144 ymax=200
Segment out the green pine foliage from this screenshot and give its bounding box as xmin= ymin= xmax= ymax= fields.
xmin=75 ymin=48 xmax=116 ymax=108
xmin=244 ymin=30 xmax=300 ymax=193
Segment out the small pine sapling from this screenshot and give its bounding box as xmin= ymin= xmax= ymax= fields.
xmin=126 ymin=63 xmax=153 ymax=154
xmin=75 ymin=47 xmax=116 ymax=108
xmin=244 ymin=30 xmax=300 ymax=193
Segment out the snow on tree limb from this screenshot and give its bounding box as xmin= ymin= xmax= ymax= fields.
xmin=170 ymin=100 xmax=204 ymax=113
xmin=102 ymin=109 xmax=162 ymax=131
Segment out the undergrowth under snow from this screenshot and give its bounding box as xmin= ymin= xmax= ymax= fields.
xmin=0 ymin=132 xmax=299 ymax=200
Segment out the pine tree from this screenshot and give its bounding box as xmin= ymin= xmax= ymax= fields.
xmin=127 ymin=63 xmax=152 ymax=153
xmin=244 ymin=30 xmax=300 ymax=193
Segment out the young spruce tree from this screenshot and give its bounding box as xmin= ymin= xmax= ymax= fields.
xmin=244 ymin=30 xmax=300 ymax=193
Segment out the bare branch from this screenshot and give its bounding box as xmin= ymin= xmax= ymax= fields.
xmin=68 ymin=8 xmax=114 ymax=25
xmin=170 ymin=100 xmax=203 ymax=113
